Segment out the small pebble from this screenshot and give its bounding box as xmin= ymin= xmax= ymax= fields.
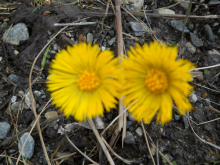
xmin=18 ymin=132 xmax=35 ymax=159
xmin=124 ymin=131 xmax=135 ymax=144
xmin=135 ymin=127 xmax=143 ymax=137
xmin=203 ymin=24 xmax=215 ymax=42
xmin=86 ymin=33 xmax=93 ymax=43
xmin=170 ymin=20 xmax=190 ymax=33
xmin=11 ymin=96 xmax=17 ymax=103
xmin=0 ymin=122 xmax=11 ymax=139
xmin=174 ymin=114 xmax=180 ymax=121
xmin=107 ymin=37 xmax=116 ymax=45
xmin=189 ymin=93 xmax=198 ymax=103
xmin=45 ymin=111 xmax=58 ymax=127
xmin=204 ymin=155 xmax=210 ymax=161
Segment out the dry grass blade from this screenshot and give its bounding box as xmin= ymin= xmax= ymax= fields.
xmin=15 ymin=99 xmax=52 ymax=165
xmin=191 ymin=63 xmax=220 ymax=71
xmin=115 ymin=0 xmax=124 ymax=135
xmin=140 ymin=120 xmax=156 ymax=165
xmin=187 ymin=111 xmax=220 ymax=150
xmin=87 ymin=118 xmax=115 ymax=165
xmin=64 ymin=131 xmax=99 ymax=165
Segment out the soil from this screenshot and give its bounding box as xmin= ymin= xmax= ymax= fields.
xmin=0 ymin=0 xmax=220 ymax=165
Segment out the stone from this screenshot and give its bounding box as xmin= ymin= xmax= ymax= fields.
xmin=158 ymin=9 xmax=175 ymax=15
xmin=174 ymin=114 xmax=180 ymax=121
xmin=183 ymin=116 xmax=189 ymax=129
xmin=2 ymin=23 xmax=29 ymax=45
xmin=108 ymin=30 xmax=115 ymax=37
xmin=204 ymin=155 xmax=210 ymax=161
xmin=190 ymin=33 xmax=203 ymax=47
xmin=204 ymin=123 xmax=212 ymax=131
xmin=126 ymin=121 xmax=133 ymax=129
xmin=203 ymin=24 xmax=215 ymax=42
xmin=188 ymin=23 xmax=194 ymax=31
xmin=11 ymin=96 xmax=17 ymax=103
xmin=8 ymin=74 xmax=22 ymax=84
xmin=86 ymin=33 xmax=93 ymax=43
xmin=25 ymin=91 xmax=36 ymax=109
xmin=18 ymin=132 xmax=35 ymax=159
xmin=0 ymin=122 xmax=11 ymax=139
xmin=11 ymin=101 xmax=22 ymax=113
xmin=135 ymin=127 xmax=143 ymax=137
xmin=107 ymin=37 xmax=116 ymax=45
xmin=208 ymin=0 xmax=220 ymax=5
xmin=186 ymin=42 xmax=196 ymax=54
xmin=189 ymin=93 xmax=198 ymax=103
xmin=124 ymin=131 xmax=135 ymax=144
xmin=53 ymin=43 xmax=60 ymax=51
xmin=34 ymin=91 xmax=41 ymax=98
xmin=121 ymin=0 xmax=144 ymax=10
xmin=45 ymin=111 xmax=58 ymax=127
xmin=174 ymin=0 xmax=190 ymax=10
xmin=170 ymin=20 xmax=190 ymax=33
xmin=129 ymin=21 xmax=149 ymax=36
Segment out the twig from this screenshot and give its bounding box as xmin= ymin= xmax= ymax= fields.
xmin=101 ymin=0 xmax=111 ymax=31
xmin=64 ymin=130 xmax=99 ymax=165
xmin=141 ymin=120 xmax=156 ymax=165
xmin=115 ymin=0 xmax=124 ymax=147
xmin=54 ymin=22 xmax=96 ymax=26
xmin=1 ymin=42 xmax=9 ymax=68
xmin=87 ymin=118 xmax=115 ymax=165
xmin=191 ymin=63 xmax=220 ymax=71
xmin=156 ymin=141 xmax=159 ymax=165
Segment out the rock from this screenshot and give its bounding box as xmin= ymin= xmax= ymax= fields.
xmin=174 ymin=0 xmax=190 ymax=10
xmin=0 ymin=122 xmax=11 ymax=139
xmin=128 ymin=113 xmax=135 ymax=121
xmin=126 ymin=121 xmax=133 ymax=129
xmin=2 ymin=23 xmax=29 ymax=45
xmin=158 ymin=9 xmax=175 ymax=15
xmin=107 ymin=37 xmax=116 ymax=45
xmin=208 ymin=0 xmax=220 ymax=5
xmin=121 ymin=0 xmax=144 ymax=10
xmin=204 ymin=155 xmax=210 ymax=161
xmin=34 ymin=91 xmax=41 ymax=98
xmin=211 ymin=155 xmax=217 ymax=161
xmin=188 ymin=23 xmax=194 ymax=31
xmin=186 ymin=42 xmax=196 ymax=54
xmin=86 ymin=33 xmax=93 ymax=43
xmin=189 ymin=93 xmax=198 ymax=103
xmin=190 ymin=33 xmax=203 ymax=47
xmin=0 ymin=91 xmax=8 ymax=98
xmin=170 ymin=20 xmax=190 ymax=33
xmin=8 ymin=74 xmax=22 ymax=84
xmin=11 ymin=96 xmax=17 ymax=103
xmin=45 ymin=111 xmax=58 ymax=127
xmin=53 ymin=43 xmax=60 ymax=51
xmin=25 ymin=91 xmax=36 ymax=109
xmin=106 ymin=113 xmax=112 ymax=120
xmin=11 ymin=101 xmax=22 ymax=113
xmin=204 ymin=123 xmax=212 ymax=131
xmin=108 ymin=30 xmax=115 ymax=37
xmin=14 ymin=50 xmax=19 ymax=55
xmin=124 ymin=131 xmax=135 ymax=144
xmin=18 ymin=132 xmax=35 ymax=159
xmin=203 ymin=24 xmax=215 ymax=42
xmin=135 ymin=127 xmax=143 ymax=137
xmin=129 ymin=21 xmax=149 ymax=36
xmin=183 ymin=116 xmax=189 ymax=129
xmin=174 ymin=114 xmax=180 ymax=121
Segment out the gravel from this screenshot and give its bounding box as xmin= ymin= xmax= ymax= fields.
xmin=124 ymin=131 xmax=135 ymax=144
xmin=0 ymin=122 xmax=11 ymax=139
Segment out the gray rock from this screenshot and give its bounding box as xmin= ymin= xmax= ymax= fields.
xmin=204 ymin=155 xmax=210 ymax=161
xmin=53 ymin=43 xmax=60 ymax=51
xmin=203 ymin=24 xmax=215 ymax=42
xmin=0 ymin=91 xmax=8 ymax=98
xmin=204 ymin=123 xmax=212 ymax=131
xmin=208 ymin=0 xmax=220 ymax=5
xmin=8 ymin=74 xmax=22 ymax=84
xmin=129 ymin=21 xmax=149 ymax=36
xmin=121 ymin=0 xmax=144 ymax=10
xmin=174 ymin=114 xmax=180 ymax=121
xmin=211 ymin=155 xmax=217 ymax=161
xmin=186 ymin=42 xmax=196 ymax=54
xmin=11 ymin=101 xmax=22 ymax=113
xmin=188 ymin=23 xmax=194 ymax=31
xmin=0 ymin=122 xmax=11 ymax=139
xmin=158 ymin=9 xmax=175 ymax=15
xmin=126 ymin=121 xmax=133 ymax=128
xmin=170 ymin=20 xmax=190 ymax=33
xmin=190 ymin=33 xmax=203 ymax=47
xmin=108 ymin=30 xmax=115 ymax=37
xmin=189 ymin=93 xmax=197 ymax=103
xmin=87 ymin=33 xmax=93 ymax=43
xmin=2 ymin=23 xmax=29 ymax=45
xmin=135 ymin=127 xmax=143 ymax=137
xmin=124 ymin=131 xmax=135 ymax=144
xmin=174 ymin=0 xmax=190 ymax=10
xmin=107 ymin=37 xmax=116 ymax=45
xmin=183 ymin=116 xmax=189 ymax=129
xmin=106 ymin=113 xmax=112 ymax=120
xmin=18 ymin=132 xmax=35 ymax=159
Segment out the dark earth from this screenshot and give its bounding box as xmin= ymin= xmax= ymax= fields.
xmin=0 ymin=0 xmax=220 ymax=164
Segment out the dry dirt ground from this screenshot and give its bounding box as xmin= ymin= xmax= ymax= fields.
xmin=0 ymin=0 xmax=220 ymax=164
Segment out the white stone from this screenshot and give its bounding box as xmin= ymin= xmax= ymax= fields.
xmin=158 ymin=9 xmax=175 ymax=15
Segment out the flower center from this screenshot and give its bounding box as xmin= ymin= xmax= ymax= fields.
xmin=145 ymin=69 xmax=168 ymax=94
xmin=77 ymin=70 xmax=100 ymax=91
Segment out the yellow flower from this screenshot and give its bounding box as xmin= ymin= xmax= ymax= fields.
xmin=122 ymin=41 xmax=195 ymax=126
xmin=47 ymin=43 xmax=120 ymax=121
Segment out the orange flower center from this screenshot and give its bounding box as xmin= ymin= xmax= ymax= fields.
xmin=145 ymin=69 xmax=168 ymax=94
xmin=77 ymin=70 xmax=100 ymax=91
